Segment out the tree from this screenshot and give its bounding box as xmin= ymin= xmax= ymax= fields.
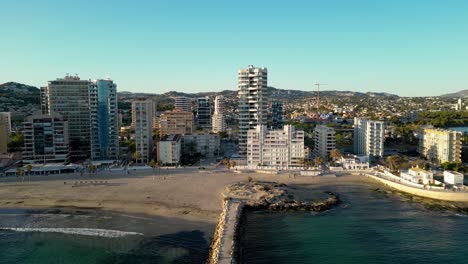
xmin=149 ymin=159 xmax=157 ymax=180
xmin=7 ymin=132 xmax=24 ymax=153
xmin=314 ymin=156 xmax=323 ymax=167
xmin=132 ymin=151 xmax=142 ymax=165
xmin=330 ymin=149 xmax=342 ymax=161
xmin=26 ymin=164 xmax=32 ymax=183
xmin=16 ymin=167 xmax=24 ymax=183
xmin=386 ymin=155 xmax=402 ymax=172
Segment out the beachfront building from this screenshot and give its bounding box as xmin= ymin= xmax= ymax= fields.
xmin=314 ymin=125 xmax=336 ymax=160
xmin=41 ymin=75 xmax=91 ymax=160
xmin=400 ymin=167 xmax=434 ymax=185
xmin=182 ymin=133 xmax=220 ymax=157
xmin=22 ymin=112 xmax=69 ymax=164
xmin=247 ymin=125 xmax=304 ymax=168
xmin=354 ymin=117 xmax=385 ymax=158
xmin=159 ymin=109 xmax=193 ymax=137
xmin=238 ymin=65 xmax=268 ymax=156
xmin=443 ymin=170 xmax=464 ymax=186
xmin=0 ymin=112 xmax=11 ymax=154
xmin=132 ymin=100 xmax=154 ymax=163
xmin=340 ymin=155 xmax=369 ymax=170
xmin=419 ymin=127 xmax=462 ymax=163
xmin=131 ymin=99 xmax=157 ymax=129
xmin=158 ymin=134 xmax=181 ymax=165
xmin=174 ymin=96 xmax=191 ymax=112
xmin=271 ymin=101 xmax=284 ymax=129
xmin=212 ymin=95 xmax=226 ymax=133
xmin=196 ymin=96 xmax=212 ymax=130
xmin=89 ymin=79 xmax=119 ymax=160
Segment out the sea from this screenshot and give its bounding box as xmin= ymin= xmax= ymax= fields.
xmin=238 ymin=184 xmax=468 ymax=264
xmin=1 ymin=184 xmax=468 ymax=264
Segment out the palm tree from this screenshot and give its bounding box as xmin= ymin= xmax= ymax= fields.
xmin=314 ymin=156 xmax=323 ymax=167
xmin=16 ymin=168 xmax=24 ymax=183
xmin=149 ymin=159 xmax=157 ymax=180
xmin=132 ymin=151 xmax=142 ymax=165
xmin=26 ymin=164 xmax=32 ymax=183
xmin=386 ymin=155 xmax=402 ymax=172
xmin=330 ymin=149 xmax=342 ymax=161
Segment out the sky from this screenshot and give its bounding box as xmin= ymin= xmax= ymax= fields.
xmin=1 ymin=0 xmax=467 ymax=97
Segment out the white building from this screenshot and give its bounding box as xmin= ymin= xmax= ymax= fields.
xmin=22 ymin=112 xmax=69 ymax=164
xmin=238 ymin=65 xmax=268 ymax=156
xmin=314 ymin=125 xmax=336 ymax=160
xmin=132 ymin=100 xmax=155 ymax=163
xmin=400 ymin=167 xmax=434 ymax=185
xmin=174 ymin=96 xmax=191 ymax=112
xmin=89 ymin=79 xmax=119 ymax=160
xmin=247 ymin=125 xmax=304 ymax=168
xmin=354 ymin=117 xmax=385 ymax=158
xmin=443 ymin=170 xmax=464 ymax=186
xmin=419 ymin=127 xmax=462 ymax=163
xmin=182 ymin=133 xmax=220 ymax=157
xmin=0 ymin=112 xmax=11 ymax=154
xmin=212 ymin=95 xmax=226 ymax=133
xmin=340 ymin=155 xmax=369 ymax=170
xmin=158 ymin=134 xmax=181 ymax=165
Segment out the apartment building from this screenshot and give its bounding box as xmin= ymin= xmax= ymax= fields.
xmin=159 ymin=109 xmax=193 ymax=136
xmin=271 ymin=101 xmax=284 ymax=129
xmin=247 ymin=125 xmax=304 ymax=168
xmin=158 ymin=134 xmax=181 ymax=165
xmin=182 ymin=133 xmax=220 ymax=157
xmin=132 ymin=100 xmax=154 ymax=163
xmin=22 ymin=113 xmax=69 ymax=164
xmin=174 ymin=96 xmax=191 ymax=112
xmin=314 ymin=125 xmax=336 ymax=160
xmin=419 ymin=127 xmax=462 ymax=163
xmin=212 ymin=95 xmax=226 ymax=133
xmin=196 ymin=96 xmax=212 ymax=129
xmin=354 ymin=117 xmax=385 ymax=157
xmin=0 ymin=112 xmax=11 ymax=154
xmin=238 ymin=65 xmax=268 ymax=156
xmin=89 ymin=79 xmax=119 ymax=160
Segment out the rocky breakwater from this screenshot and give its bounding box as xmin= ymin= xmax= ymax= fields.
xmin=208 ymin=181 xmax=341 ymax=264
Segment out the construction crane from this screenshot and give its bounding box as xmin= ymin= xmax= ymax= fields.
xmin=314 ymin=82 xmax=326 ymax=114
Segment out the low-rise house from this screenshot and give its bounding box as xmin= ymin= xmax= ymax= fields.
xmin=401 ymin=167 xmax=434 ymax=185
xmin=340 ymin=155 xmax=369 ymax=170
xmin=443 ymin=170 xmax=464 ymax=186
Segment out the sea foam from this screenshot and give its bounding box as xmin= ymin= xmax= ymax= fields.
xmin=0 ymin=227 xmax=143 ymax=238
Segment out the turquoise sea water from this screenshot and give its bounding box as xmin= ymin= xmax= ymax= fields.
xmin=239 ymin=184 xmax=468 ymax=264
xmin=0 ymin=208 xmax=212 ymax=264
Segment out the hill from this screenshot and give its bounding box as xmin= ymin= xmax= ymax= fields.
xmin=440 ymin=89 xmax=468 ymax=98
xmin=0 ymin=82 xmax=41 ymax=118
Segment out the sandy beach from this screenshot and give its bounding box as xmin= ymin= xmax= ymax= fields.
xmin=0 ymin=168 xmax=378 ymax=224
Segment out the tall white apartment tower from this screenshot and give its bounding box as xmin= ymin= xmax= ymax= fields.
xmin=212 ymin=95 xmax=226 ymax=133
xmin=238 ymin=65 xmax=268 ymax=156
xmin=89 ymin=79 xmax=119 ymax=160
xmin=314 ymin=125 xmax=336 ymax=160
xmin=174 ymin=96 xmax=191 ymax=112
xmin=132 ymin=100 xmax=155 ymax=163
xmin=354 ymin=117 xmax=385 ymax=158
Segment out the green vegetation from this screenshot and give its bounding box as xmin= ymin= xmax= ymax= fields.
xmin=416 ymin=111 xmax=468 ymax=127
xmin=7 ymin=132 xmax=24 ymax=152
xmin=441 ymin=162 xmax=466 ymax=173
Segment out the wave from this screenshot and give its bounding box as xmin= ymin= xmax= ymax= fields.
xmin=0 ymin=227 xmax=143 ymax=238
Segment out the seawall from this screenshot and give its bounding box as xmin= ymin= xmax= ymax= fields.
xmin=207 ymin=197 xmax=245 ymax=264
xmin=365 ymin=174 xmax=468 ymax=202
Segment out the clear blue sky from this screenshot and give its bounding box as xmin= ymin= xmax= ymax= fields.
xmin=1 ymin=0 xmax=467 ymax=96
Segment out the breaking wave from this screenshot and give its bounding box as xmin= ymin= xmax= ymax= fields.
xmin=0 ymin=227 xmax=143 ymax=238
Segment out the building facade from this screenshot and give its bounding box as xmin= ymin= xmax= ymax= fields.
xmin=247 ymin=125 xmax=304 ymax=168
xmin=89 ymin=79 xmax=119 ymax=160
xmin=159 ymin=109 xmax=193 ymax=136
xmin=196 ymin=96 xmax=212 ymax=130
xmin=238 ymin=65 xmax=268 ymax=156
xmin=212 ymin=95 xmax=226 ymax=133
xmin=354 ymin=117 xmax=385 ymax=158
xmin=419 ymin=127 xmax=462 ymax=163
xmin=22 ymin=113 xmax=69 ymax=164
xmin=314 ymin=125 xmax=336 ymax=160
xmin=182 ymin=133 xmax=220 ymax=157
xmin=41 ymin=76 xmax=91 ymax=160
xmin=0 ymin=112 xmax=11 ymax=154
xmin=158 ymin=134 xmax=181 ymax=165
xmin=271 ymin=101 xmax=283 ymax=129
xmin=132 ymin=100 xmax=155 ymax=163
xmin=174 ymin=96 xmax=191 ymax=112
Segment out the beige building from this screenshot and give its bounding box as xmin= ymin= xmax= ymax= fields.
xmin=314 ymin=125 xmax=336 ymax=160
xmin=182 ymin=133 xmax=220 ymax=157
xmin=0 ymin=112 xmax=11 ymax=154
xmin=22 ymin=113 xmax=69 ymax=164
xmin=212 ymin=95 xmax=226 ymax=133
xmin=247 ymin=125 xmax=304 ymax=168
xmin=159 ymin=109 xmax=193 ymax=137
xmin=132 ymin=100 xmax=155 ymax=163
xmin=419 ymin=127 xmax=462 ymax=163
xmin=354 ymin=117 xmax=385 ymax=157
xmin=158 ymin=134 xmax=181 ymax=165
